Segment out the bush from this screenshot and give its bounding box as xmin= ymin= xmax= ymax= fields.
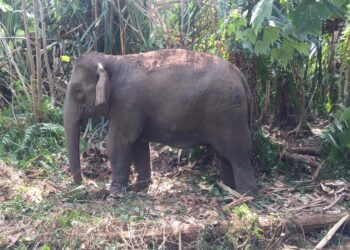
xmin=252 ymin=128 xmax=283 ymax=176
xmin=319 ymin=106 xmax=350 ymax=178
xmin=0 ymin=98 xmax=66 ymax=170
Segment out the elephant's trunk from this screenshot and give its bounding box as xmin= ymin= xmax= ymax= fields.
xmin=64 ymin=95 xmax=83 ymax=184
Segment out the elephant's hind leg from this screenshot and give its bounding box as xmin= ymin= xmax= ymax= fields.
xmin=132 ymin=141 xmax=152 ymax=191
xmin=218 ymin=156 xmax=235 ymax=189
xmin=210 ymin=127 xmax=257 ymax=196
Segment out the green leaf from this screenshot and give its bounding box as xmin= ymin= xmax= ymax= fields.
xmin=292 ymin=41 xmax=309 ymax=56
xmin=270 ymin=39 xmax=295 ymax=67
xmin=340 ymin=108 xmax=350 ymax=122
xmin=231 ymin=9 xmax=240 ymax=20
xmin=326 ymin=133 xmax=340 ymax=149
xmin=263 ymin=27 xmax=280 ymax=45
xmin=250 ymin=0 xmax=274 ymax=32
xmin=60 ymin=55 xmax=71 ymax=62
xmin=0 ymin=1 xmax=12 ymax=12
xmin=323 ymin=0 xmax=346 ymax=18
xmin=290 ymin=0 xmax=337 ymax=35
xmin=227 ymin=23 xmax=235 ymax=36
xmin=271 ymin=48 xmax=280 ymax=61
xmin=338 ymin=129 xmax=350 ymax=149
xmin=242 ymin=42 xmax=253 ymax=53
xmin=254 ymin=40 xmax=270 ymax=55
xmin=16 ymin=29 xmax=25 ymax=36
xmin=243 ymin=28 xmax=258 ymax=44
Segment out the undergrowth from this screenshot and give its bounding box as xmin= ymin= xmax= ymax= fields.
xmin=252 ymin=127 xmax=284 ymax=176
xmin=0 ymin=97 xmax=66 ymax=172
xmin=319 ymin=105 xmax=350 ymax=179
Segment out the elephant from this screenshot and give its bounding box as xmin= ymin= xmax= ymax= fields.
xmin=64 ymin=49 xmax=257 ymax=196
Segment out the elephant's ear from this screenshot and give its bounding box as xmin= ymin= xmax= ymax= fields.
xmin=95 ymin=63 xmax=110 ymax=106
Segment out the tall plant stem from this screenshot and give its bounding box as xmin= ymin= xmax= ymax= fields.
xmin=38 ymin=0 xmax=55 ymax=105
xmin=21 ymin=0 xmax=38 ymax=120
xmin=33 ymin=0 xmax=43 ymax=120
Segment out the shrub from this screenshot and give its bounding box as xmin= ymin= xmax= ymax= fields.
xmin=0 ymin=99 xmax=66 ymax=170
xmin=252 ymin=128 xmax=283 ymax=176
xmin=319 ymin=106 xmax=350 ymax=178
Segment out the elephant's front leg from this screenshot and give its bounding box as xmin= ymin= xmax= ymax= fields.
xmin=107 ymin=134 xmax=132 ymax=194
xmin=132 ymin=141 xmax=151 ymax=191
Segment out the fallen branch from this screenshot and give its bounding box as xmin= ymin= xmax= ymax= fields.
xmin=314 ymin=214 xmax=349 ymax=250
xmin=282 ymin=153 xmax=322 ymax=180
xmin=216 ymin=181 xmax=243 ymax=199
xmin=287 ymin=147 xmax=318 ymax=155
xmin=110 ymin=212 xmax=350 ymax=245
xmin=259 ymin=212 xmax=350 ymax=234
xmin=223 ymin=196 xmax=254 ymax=209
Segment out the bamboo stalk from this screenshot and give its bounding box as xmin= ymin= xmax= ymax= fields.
xmin=21 ymin=0 xmax=38 ymax=119
xmin=117 ymin=0 xmax=126 ymax=54
xmin=314 ymin=214 xmax=349 ymax=250
xmin=33 ymin=0 xmax=43 ymax=120
xmin=0 ymin=36 xmax=30 ymax=101
xmin=38 ymin=0 xmax=55 ymax=105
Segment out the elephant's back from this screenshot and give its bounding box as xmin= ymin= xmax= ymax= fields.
xmin=124 ymin=49 xmax=229 ymax=75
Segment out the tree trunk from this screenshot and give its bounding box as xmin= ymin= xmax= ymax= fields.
xmin=260 ymin=80 xmax=271 ymax=123
xmin=328 ymin=29 xmax=341 ymax=104
xmin=277 ymin=76 xmax=289 ymax=126
xmin=288 ymin=64 xmax=309 ymax=135
xmin=338 ymin=35 xmax=350 ymax=103
xmin=344 ymin=66 xmax=350 ymax=105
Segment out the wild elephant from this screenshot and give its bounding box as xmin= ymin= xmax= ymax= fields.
xmin=64 ymin=49 xmax=257 ymax=196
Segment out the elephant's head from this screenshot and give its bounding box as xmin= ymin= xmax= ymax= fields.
xmin=64 ymin=53 xmax=110 ymax=184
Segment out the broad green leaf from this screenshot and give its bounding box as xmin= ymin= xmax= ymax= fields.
xmin=263 ymin=27 xmax=280 ymax=45
xmin=281 ymin=40 xmax=294 ymax=62
xmin=226 ymin=23 xmax=235 ymax=36
xmin=338 ymin=129 xmax=350 ymax=149
xmin=16 ymin=29 xmax=25 ymax=36
xmin=270 ymin=39 xmax=295 ymax=67
xmin=242 ymin=42 xmax=253 ymax=53
xmin=254 ymin=40 xmax=270 ymax=55
xmin=0 ymin=1 xmax=12 ymax=12
xmin=292 ymin=41 xmax=309 ymax=56
xmin=60 ymin=55 xmax=71 ymax=62
xmin=323 ymin=0 xmax=346 ymax=18
xmin=243 ymin=28 xmax=257 ymax=44
xmin=250 ymin=0 xmax=274 ymax=32
xmin=340 ymin=108 xmax=350 ymax=122
xmin=290 ymin=0 xmax=336 ymax=35
xmin=271 ymin=48 xmax=280 ymax=61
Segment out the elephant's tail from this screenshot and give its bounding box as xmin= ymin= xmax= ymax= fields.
xmin=241 ymin=74 xmax=253 ymax=132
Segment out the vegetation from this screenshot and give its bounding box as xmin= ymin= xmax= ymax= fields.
xmin=1 ymin=0 xmax=350 ymax=249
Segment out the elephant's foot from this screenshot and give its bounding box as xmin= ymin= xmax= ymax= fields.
xmin=108 ymin=182 xmax=128 ymax=196
xmin=235 ymin=186 xmax=258 ymax=198
xmin=134 ymin=178 xmax=152 ymax=192
xmin=73 ymin=173 xmax=83 ymax=184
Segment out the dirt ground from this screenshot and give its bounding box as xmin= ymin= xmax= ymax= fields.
xmin=0 ymin=126 xmax=349 ymax=249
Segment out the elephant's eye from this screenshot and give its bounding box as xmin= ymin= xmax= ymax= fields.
xmin=74 ymin=89 xmax=85 ymax=101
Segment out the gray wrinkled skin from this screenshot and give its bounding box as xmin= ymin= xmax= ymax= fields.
xmin=64 ymin=49 xmax=257 ymax=196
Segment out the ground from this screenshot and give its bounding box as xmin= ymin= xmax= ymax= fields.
xmin=0 ymin=127 xmax=349 ymax=249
